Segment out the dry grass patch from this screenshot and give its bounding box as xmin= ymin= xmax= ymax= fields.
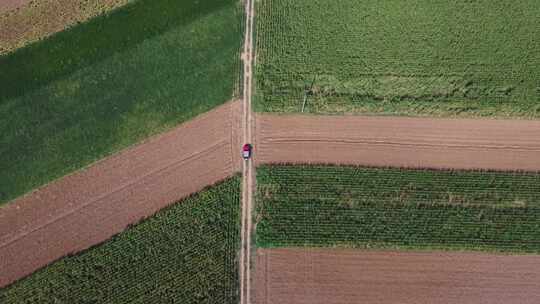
xmin=0 ymin=0 xmax=132 ymax=55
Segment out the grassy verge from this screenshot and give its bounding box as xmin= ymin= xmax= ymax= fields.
xmin=256 ymin=165 xmax=540 ymax=253
xmin=255 ymin=0 xmax=540 ymax=117
xmin=0 ymin=0 xmax=243 ymax=204
xmin=0 ymin=177 xmax=241 ymax=303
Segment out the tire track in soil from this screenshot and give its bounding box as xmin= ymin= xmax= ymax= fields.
xmin=0 ymin=100 xmax=242 ymax=288
xmin=255 ymin=114 xmax=540 ymax=171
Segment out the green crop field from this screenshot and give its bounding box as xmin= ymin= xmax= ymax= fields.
xmin=0 ymin=0 xmax=243 ymax=204
xmin=256 ymin=165 xmax=540 ymax=253
xmin=0 ymin=177 xmax=241 ymax=303
xmin=255 ymin=0 xmax=540 ymax=117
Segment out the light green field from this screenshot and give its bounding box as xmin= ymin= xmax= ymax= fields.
xmin=0 ymin=177 xmax=240 ymax=304
xmin=255 ymin=0 xmax=540 ymax=117
xmin=256 ymin=165 xmax=540 ymax=253
xmin=0 ymin=0 xmax=243 ymax=204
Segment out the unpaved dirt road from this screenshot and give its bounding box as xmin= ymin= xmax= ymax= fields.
xmin=256 ymin=248 xmax=540 ymax=304
xmin=239 ymin=0 xmax=256 ymax=302
xmin=0 ymin=100 xmax=242 ymax=288
xmin=256 ymin=114 xmax=540 ymax=171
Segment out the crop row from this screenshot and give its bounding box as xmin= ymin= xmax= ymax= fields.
xmin=256 ymin=165 xmax=540 ymax=252
xmin=0 ymin=177 xmax=241 ymax=303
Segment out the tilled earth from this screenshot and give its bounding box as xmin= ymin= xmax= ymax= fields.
xmin=0 ymin=0 xmax=30 ymax=13
xmin=256 ymin=248 xmax=540 ymax=304
xmin=255 ymin=114 xmax=540 ymax=171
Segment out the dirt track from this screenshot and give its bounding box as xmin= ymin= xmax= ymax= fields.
xmin=0 ymin=100 xmax=242 ymax=288
xmin=256 ymin=248 xmax=540 ymax=304
xmin=256 ymin=114 xmax=540 ymax=171
xmin=239 ymin=0 xmax=255 ymax=302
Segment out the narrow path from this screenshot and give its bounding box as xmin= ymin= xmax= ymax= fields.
xmin=240 ymin=0 xmax=255 ymax=302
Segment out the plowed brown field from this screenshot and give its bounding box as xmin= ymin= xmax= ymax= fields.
xmin=255 ymin=114 xmax=540 ymax=171
xmin=0 ymin=100 xmax=242 ymax=287
xmin=256 ymin=248 xmax=540 ymax=304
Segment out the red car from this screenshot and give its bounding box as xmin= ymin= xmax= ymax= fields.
xmin=242 ymin=144 xmax=253 ymax=160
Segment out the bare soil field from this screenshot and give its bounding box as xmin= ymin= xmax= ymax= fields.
xmin=0 ymin=0 xmax=130 ymax=54
xmin=255 ymin=114 xmax=540 ymax=171
xmin=256 ymin=248 xmax=540 ymax=304
xmin=0 ymin=100 xmax=242 ymax=288
xmin=0 ymin=0 xmax=29 ymax=13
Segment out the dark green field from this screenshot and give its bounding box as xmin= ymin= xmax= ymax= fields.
xmin=0 ymin=177 xmax=240 ymax=304
xmin=0 ymin=0 xmax=243 ymax=204
xmin=256 ymin=165 xmax=540 ymax=253
xmin=255 ymin=0 xmax=540 ymax=116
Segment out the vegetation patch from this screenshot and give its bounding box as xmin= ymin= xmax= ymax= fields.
xmin=0 ymin=0 xmax=243 ymax=204
xmin=0 ymin=0 xmax=132 ymax=55
xmin=256 ymin=165 xmax=540 ymax=253
xmin=255 ymin=0 xmax=540 ymax=117
xmin=0 ymin=177 xmax=241 ymax=304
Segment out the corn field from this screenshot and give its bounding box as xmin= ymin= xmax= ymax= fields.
xmin=256 ymin=165 xmax=540 ymax=253
xmin=255 ymin=0 xmax=540 ymax=117
xmin=0 ymin=177 xmax=241 ymax=304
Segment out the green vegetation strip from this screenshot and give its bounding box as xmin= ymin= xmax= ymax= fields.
xmin=0 ymin=177 xmax=241 ymax=304
xmin=255 ymin=0 xmax=540 ymax=117
xmin=0 ymin=0 xmax=243 ymax=204
xmin=256 ymin=165 xmax=540 ymax=253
